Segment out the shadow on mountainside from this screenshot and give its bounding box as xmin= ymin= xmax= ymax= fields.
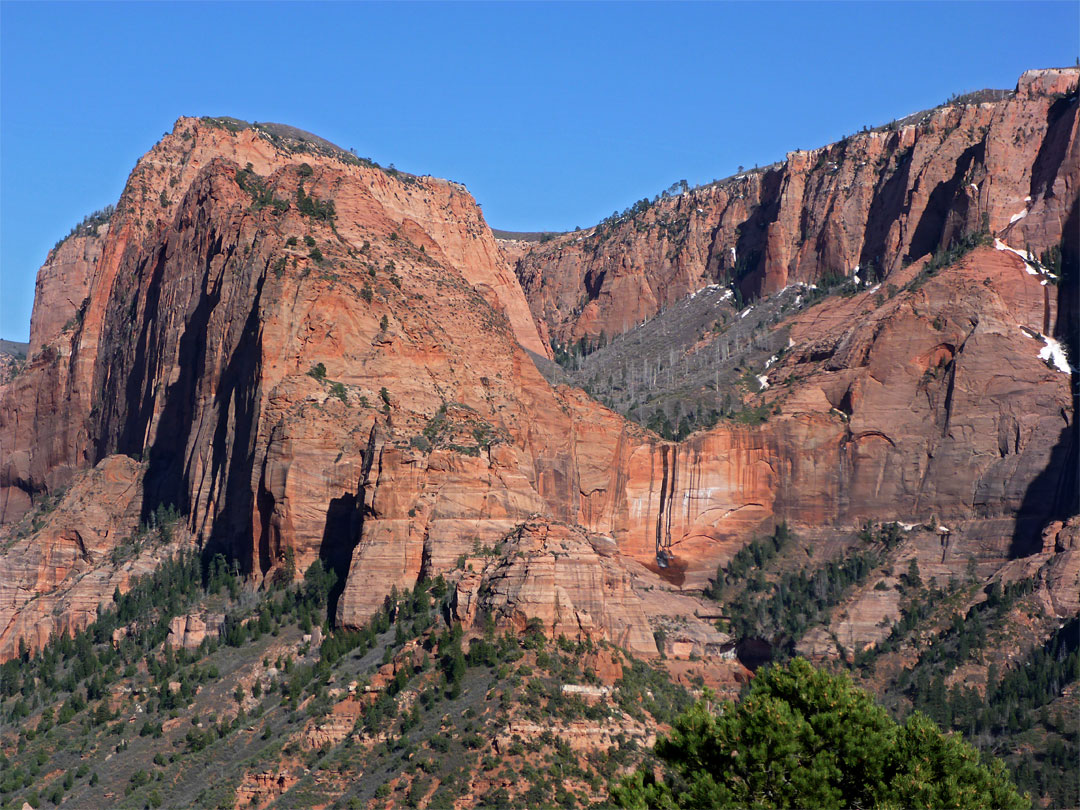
xmin=906 ymin=141 xmax=985 ymax=264
xmin=139 ymin=254 xmax=265 ymax=576
xmin=1030 ymin=91 xmax=1079 ymax=201
xmin=1007 ymin=198 xmax=1078 ymax=558
xmin=319 ymin=491 xmax=365 ymax=627
xmin=121 ymin=241 xmax=224 ymax=522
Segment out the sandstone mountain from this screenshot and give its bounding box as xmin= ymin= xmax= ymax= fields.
xmin=0 ymin=66 xmax=1076 ymax=810
xmin=3 ymin=69 xmax=1074 ymax=663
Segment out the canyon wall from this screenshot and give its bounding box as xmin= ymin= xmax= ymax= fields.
xmin=1 ymin=69 xmax=1075 ymax=659
xmin=513 ymin=68 xmax=1079 ymax=346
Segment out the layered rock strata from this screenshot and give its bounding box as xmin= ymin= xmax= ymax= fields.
xmin=447 ymin=518 xmax=730 ymax=658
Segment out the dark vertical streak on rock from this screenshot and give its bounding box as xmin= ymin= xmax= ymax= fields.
xmin=203 ymin=273 xmax=265 ymax=573
xmin=666 ymin=444 xmax=678 ymax=551
xmin=655 ymin=444 xmax=670 ymax=560
xmin=322 ymin=425 xmax=379 ymax=627
xmin=1008 ymin=197 xmax=1079 ymax=557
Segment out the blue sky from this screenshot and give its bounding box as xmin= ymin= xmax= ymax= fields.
xmin=2 ymin=1 xmax=1077 ymax=341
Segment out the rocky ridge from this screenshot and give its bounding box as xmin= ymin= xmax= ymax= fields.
xmin=511 ymin=68 xmax=1078 ymax=347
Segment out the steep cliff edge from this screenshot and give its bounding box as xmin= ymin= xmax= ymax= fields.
xmin=1 ymin=116 xmax=548 ymax=525
xmin=0 ymin=116 xmax=656 ymax=657
xmin=513 ymin=68 xmax=1079 ymax=347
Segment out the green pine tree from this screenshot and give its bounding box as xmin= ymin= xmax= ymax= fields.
xmin=611 ymin=658 xmax=1028 ymax=809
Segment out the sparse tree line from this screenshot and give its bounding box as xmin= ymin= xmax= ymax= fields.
xmin=706 ymin=522 xmax=899 ymax=655
xmin=53 ymin=205 xmax=115 ymax=251
xmin=1 ymin=502 xmax=1072 ymax=809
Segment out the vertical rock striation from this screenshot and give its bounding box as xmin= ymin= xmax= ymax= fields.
xmin=0 ymin=68 xmax=1075 ymax=659
xmin=512 ymin=68 xmax=1079 ymax=346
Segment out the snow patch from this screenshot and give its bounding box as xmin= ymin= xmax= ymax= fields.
xmin=1009 ymin=209 xmax=1028 ymax=224
xmin=1039 ymin=336 xmax=1072 ymax=374
xmin=1022 ymin=327 xmax=1072 ymax=373
xmin=739 ymin=307 xmax=752 ymax=319
xmin=764 ymin=354 xmax=779 ymax=369
xmin=688 ymin=284 xmax=722 ymax=300
xmin=995 ymin=239 xmax=1040 ymax=275
xmin=994 ymin=238 xmax=1034 ymax=261
xmin=787 ymin=337 xmax=795 ymax=349
xmin=719 ymin=289 xmax=734 ymax=301
xmin=969 ymin=183 xmax=979 ymax=192
xmin=756 ymin=375 xmax=769 ymax=390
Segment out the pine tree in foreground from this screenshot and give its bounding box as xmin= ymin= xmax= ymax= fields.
xmin=611 ymin=657 xmax=1028 ymax=809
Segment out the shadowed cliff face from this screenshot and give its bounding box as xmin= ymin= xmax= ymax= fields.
xmin=1 ymin=116 xmax=659 ymax=653
xmin=0 ymin=69 xmax=1076 ymax=659
xmin=1 ymin=118 xmax=547 ymax=523
xmin=512 ymin=68 xmax=1079 ymax=347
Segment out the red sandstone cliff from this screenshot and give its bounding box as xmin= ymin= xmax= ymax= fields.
xmin=513 ymin=68 xmax=1079 ymax=346
xmin=0 ymin=69 xmax=1075 ymax=661
xmin=0 ymin=116 xmax=651 ymax=655
xmin=28 ymin=225 xmax=108 ymax=358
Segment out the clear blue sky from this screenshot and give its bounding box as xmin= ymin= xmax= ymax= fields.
xmin=2 ymin=1 xmax=1076 ymax=341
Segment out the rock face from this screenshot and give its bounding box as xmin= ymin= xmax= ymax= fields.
xmin=771 ymin=245 xmax=1073 ymax=550
xmin=2 ymin=117 xmax=668 ymax=653
xmin=0 ymin=455 xmax=189 ymax=659
xmin=28 ymin=226 xmax=108 ymax=358
xmin=513 ymin=68 xmax=1079 ymax=346
xmin=449 ymin=518 xmax=730 ymax=657
xmin=1 ymin=117 xmax=548 ymax=528
xmin=165 ymin=613 xmax=223 ymax=651
xmin=234 ymin=771 xmax=298 ymax=809
xmin=1036 ymin=517 xmax=1080 ymax=619
xmin=0 ymin=69 xmax=1075 ymax=660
